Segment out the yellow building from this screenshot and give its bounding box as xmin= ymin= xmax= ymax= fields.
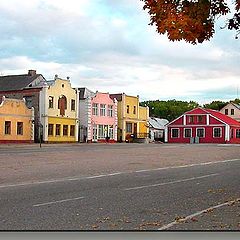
xmin=0 ymin=96 xmax=34 ymax=143
xmin=110 ymin=93 xmax=149 ymax=142
xmin=41 ymin=75 xmax=79 ymax=142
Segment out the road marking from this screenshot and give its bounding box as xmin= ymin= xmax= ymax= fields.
xmin=0 ymin=159 xmax=239 ymax=189
xmin=134 ymin=158 xmax=240 ymax=173
xmin=124 ymin=173 xmax=219 ymax=191
xmin=33 ymin=196 xmax=84 ymax=207
xmin=158 ymin=198 xmax=240 ymax=230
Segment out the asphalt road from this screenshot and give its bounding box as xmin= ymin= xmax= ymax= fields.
xmin=0 ymin=153 xmax=239 ymax=231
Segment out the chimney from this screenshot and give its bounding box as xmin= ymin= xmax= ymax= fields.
xmin=28 ymin=70 xmax=37 ymax=76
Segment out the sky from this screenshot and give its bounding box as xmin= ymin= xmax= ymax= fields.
xmin=0 ymin=0 xmax=239 ymax=104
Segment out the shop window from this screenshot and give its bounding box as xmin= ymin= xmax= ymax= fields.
xmin=63 ymin=125 xmax=68 ymax=136
xmin=17 ymin=122 xmax=23 ymax=135
xmin=70 ymin=125 xmax=75 ymax=136
xmin=48 ymin=124 xmax=53 ymax=136
xmin=56 ymin=124 xmax=61 ymax=136
xmin=5 ymin=121 xmax=11 ymax=135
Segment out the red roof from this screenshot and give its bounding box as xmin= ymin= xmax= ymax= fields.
xmin=186 ymin=107 xmax=240 ymax=126
xmin=205 ymin=108 xmax=240 ymax=126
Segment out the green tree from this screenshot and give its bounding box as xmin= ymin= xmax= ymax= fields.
xmin=203 ymin=100 xmax=227 ymax=110
xmin=231 ymin=98 xmax=240 ymax=105
xmin=141 ymin=0 xmax=240 ymax=44
xmin=141 ymin=99 xmax=199 ymax=121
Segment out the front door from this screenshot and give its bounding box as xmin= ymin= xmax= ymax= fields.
xmin=134 ymin=123 xmax=137 ymax=135
xmin=93 ymin=125 xmax=97 ymax=142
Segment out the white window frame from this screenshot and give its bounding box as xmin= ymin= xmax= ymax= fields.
xmin=100 ymin=104 xmax=106 ymax=116
xmin=196 ymin=128 xmax=205 ymax=138
xmin=109 ymin=125 xmax=114 ymax=139
xmin=108 ymin=105 xmax=113 ymax=117
xmin=126 ymin=122 xmax=132 ymax=133
xmin=184 ymin=128 xmax=192 ymax=138
xmin=98 ymin=125 xmax=104 ymax=139
xmin=236 ymin=129 xmax=240 ymax=138
xmin=92 ymin=103 xmax=98 ymax=116
xmin=213 ymin=127 xmax=222 ymax=138
xmin=171 ymin=128 xmax=180 ymax=138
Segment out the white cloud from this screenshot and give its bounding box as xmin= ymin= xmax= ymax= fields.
xmin=0 ymin=1 xmax=239 ymax=104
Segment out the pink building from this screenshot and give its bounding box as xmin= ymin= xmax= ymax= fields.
xmin=78 ymin=88 xmax=118 ymax=143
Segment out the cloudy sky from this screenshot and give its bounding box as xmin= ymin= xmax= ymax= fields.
xmin=0 ymin=0 xmax=239 ymax=104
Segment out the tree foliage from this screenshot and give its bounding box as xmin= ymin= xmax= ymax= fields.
xmin=141 ymin=0 xmax=240 ymax=44
xmin=141 ymin=99 xmax=199 ymax=121
xmin=203 ymin=100 xmax=227 ymax=110
xmin=141 ymin=98 xmax=240 ymax=121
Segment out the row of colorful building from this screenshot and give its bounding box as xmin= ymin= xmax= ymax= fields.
xmin=0 ymin=70 xmax=240 ymax=144
xmin=0 ymin=70 xmax=149 ymax=143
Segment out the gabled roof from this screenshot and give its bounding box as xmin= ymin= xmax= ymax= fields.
xmin=168 ymin=107 xmax=240 ymax=127
xmin=231 ymin=102 xmax=240 ymax=110
xmin=0 ymin=70 xmax=45 ymax=91
xmin=149 ymin=117 xmax=169 ymax=129
xmin=77 ymin=87 xmax=95 ymax=100
xmin=206 ymin=108 xmax=240 ymax=126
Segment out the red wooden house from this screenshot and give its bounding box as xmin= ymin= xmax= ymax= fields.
xmin=166 ymin=107 xmax=240 ymax=144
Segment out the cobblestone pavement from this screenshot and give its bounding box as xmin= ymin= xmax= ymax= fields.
xmin=0 ymin=143 xmax=239 ymax=185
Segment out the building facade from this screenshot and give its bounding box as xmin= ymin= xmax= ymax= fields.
xmin=78 ymin=88 xmax=117 ymax=142
xmin=0 ymin=70 xmax=47 ymax=142
xmin=0 ymin=97 xmax=34 ymax=143
xmin=149 ymin=117 xmax=169 ymax=142
xmin=220 ymin=102 xmax=240 ymax=122
xmin=110 ymin=93 xmax=149 ymax=142
xmin=43 ymin=76 xmax=79 ymax=143
xmin=166 ymin=107 xmax=240 ymax=144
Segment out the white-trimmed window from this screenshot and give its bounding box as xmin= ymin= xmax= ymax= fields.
xmin=184 ymin=128 xmax=192 ymax=138
xmin=197 ymin=128 xmax=205 ymax=138
xmin=92 ymin=103 xmax=98 ymax=116
xmin=108 ymin=105 xmax=113 ymax=117
xmin=236 ymin=129 xmax=240 ymax=138
xmin=171 ymin=128 xmax=179 ymax=138
xmin=98 ymin=125 xmax=104 ymax=139
xmin=49 ymin=96 xmax=54 ymax=108
xmin=109 ymin=125 xmax=114 ymax=139
xmin=213 ymin=127 xmax=222 ymax=138
xmin=188 ymin=116 xmax=194 ymax=123
xmin=5 ymin=121 xmax=11 ymax=135
xmin=197 ymin=115 xmax=204 ymax=123
xmin=100 ymin=104 xmax=106 ymax=116
xmin=17 ymin=122 xmax=23 ymax=135
xmin=126 ymin=122 xmax=132 ymax=133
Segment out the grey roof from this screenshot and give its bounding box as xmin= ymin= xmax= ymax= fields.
xmin=77 ymin=87 xmax=95 ymax=100
xmin=149 ymin=117 xmax=169 ymax=130
xmin=231 ymin=102 xmax=240 ymax=110
xmin=46 ymin=80 xmax=55 ymax=86
xmin=0 ymin=73 xmax=44 ymax=91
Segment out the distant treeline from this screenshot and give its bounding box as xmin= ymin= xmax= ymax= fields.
xmin=140 ymin=99 xmax=240 ymax=122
